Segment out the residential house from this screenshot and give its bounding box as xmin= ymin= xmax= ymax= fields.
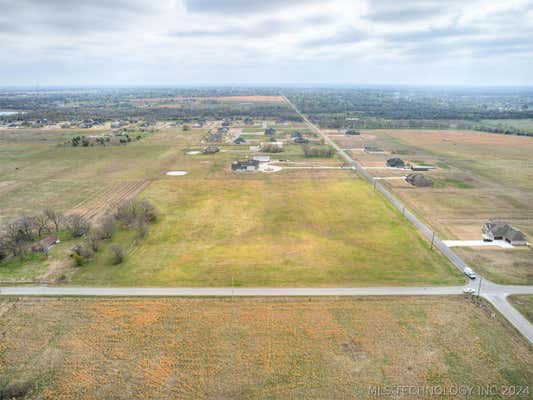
xmin=482 ymin=222 xmax=528 ymax=245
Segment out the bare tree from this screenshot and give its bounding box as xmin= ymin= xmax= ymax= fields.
xmin=65 ymin=215 xmax=91 ymax=238
xmin=3 ymin=220 xmax=30 ymax=257
xmin=44 ymin=208 xmax=64 ymax=233
xmin=34 ymin=213 xmax=50 ymax=237
xmin=17 ymin=215 xmax=36 ymax=242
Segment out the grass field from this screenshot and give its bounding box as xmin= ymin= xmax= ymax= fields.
xmin=480 ymin=119 xmax=533 ymax=133
xmin=335 ymin=129 xmax=533 ymax=285
xmin=1 ymin=123 xmax=462 ymax=287
xmin=508 ymin=295 xmax=533 ymax=323
xmin=71 ymin=177 xmax=461 ymax=286
xmin=0 ymin=296 xmax=531 ymax=399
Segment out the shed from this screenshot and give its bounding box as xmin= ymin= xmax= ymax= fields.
xmin=345 ymin=130 xmax=361 ymax=136
xmin=411 ymin=165 xmax=435 ymax=171
xmin=32 ymin=235 xmax=59 ymax=253
xmin=253 ymin=155 xmax=271 ymax=163
xmin=364 ymin=146 xmax=385 ymax=154
xmin=203 ymin=146 xmax=220 ymax=154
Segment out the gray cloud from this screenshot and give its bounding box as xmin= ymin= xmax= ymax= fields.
xmin=0 ymin=0 xmax=151 ymax=35
xmin=170 ymin=14 xmax=331 ymax=39
xmin=299 ymin=28 xmax=367 ymax=48
xmin=365 ymin=5 xmax=442 ymax=23
xmin=0 ymin=0 xmax=531 ymax=86
xmin=183 ymin=0 xmax=320 ymax=14
xmin=385 ymin=26 xmax=478 ymax=42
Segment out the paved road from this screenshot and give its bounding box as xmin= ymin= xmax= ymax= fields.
xmin=282 ymin=95 xmax=533 ymax=344
xmin=0 ymin=285 xmax=468 ymax=297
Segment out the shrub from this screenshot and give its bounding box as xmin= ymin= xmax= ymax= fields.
xmin=260 ymin=143 xmax=283 ymax=153
xmin=72 ymin=253 xmax=85 ymax=267
xmin=302 ymin=144 xmax=334 ymax=158
xmin=109 ymin=244 xmax=124 ymax=265
xmin=115 ymin=199 xmax=157 ymax=228
xmin=97 ymin=215 xmax=116 ymax=240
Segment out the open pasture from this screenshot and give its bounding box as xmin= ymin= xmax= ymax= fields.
xmin=334 ymin=129 xmax=533 ymax=284
xmin=71 ymin=177 xmax=461 ymax=287
xmin=0 ymin=296 xmax=531 ymax=399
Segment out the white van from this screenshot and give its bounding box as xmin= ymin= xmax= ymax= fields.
xmin=464 ymin=267 xmax=476 ymax=280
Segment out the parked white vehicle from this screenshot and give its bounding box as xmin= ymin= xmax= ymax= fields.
xmin=463 ymin=288 xmax=476 ymax=294
xmin=463 ymin=267 xmax=476 ymax=280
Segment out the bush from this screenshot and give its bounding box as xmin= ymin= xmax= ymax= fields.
xmin=260 ymin=143 xmax=283 ymax=153
xmin=85 ymin=233 xmax=100 ymax=253
xmin=97 ymin=215 xmax=116 ymax=240
xmin=0 ymin=381 xmax=33 ymax=400
xmin=115 ymin=199 xmax=157 ymax=228
xmin=302 ymin=144 xmax=334 ymax=158
xmin=72 ymin=253 xmax=85 ymax=267
xmin=109 ymin=244 xmax=124 ymax=265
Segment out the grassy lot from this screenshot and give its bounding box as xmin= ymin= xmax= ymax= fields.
xmin=70 ymin=178 xmax=461 ymax=286
xmin=1 ymin=124 xmax=461 ymax=287
xmin=337 ymin=129 xmax=533 ymax=285
xmin=0 ymin=296 xmax=531 ymax=399
xmin=0 ymin=127 xmax=201 ymax=225
xmin=481 ymin=119 xmax=533 ymax=133
xmin=508 ymin=295 xmax=533 ymax=323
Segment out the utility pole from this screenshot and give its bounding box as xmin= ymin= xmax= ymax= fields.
xmin=477 ymin=277 xmax=483 ymax=298
xmin=430 ymin=232 xmax=435 ymax=250
xmin=231 ymin=276 xmax=234 ymax=301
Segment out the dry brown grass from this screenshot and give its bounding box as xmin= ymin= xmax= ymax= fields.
xmin=335 ymin=129 xmax=533 ymax=284
xmin=0 ymin=297 xmax=531 ymax=399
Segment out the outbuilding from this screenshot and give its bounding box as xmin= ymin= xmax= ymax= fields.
xmin=31 ymin=235 xmax=60 ymax=253
xmin=253 ymin=155 xmax=271 ymax=163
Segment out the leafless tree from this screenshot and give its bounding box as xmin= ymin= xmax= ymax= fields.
xmin=2 ymin=220 xmax=30 ymax=257
xmin=44 ymin=208 xmax=64 ymax=233
xmin=65 ymin=215 xmax=91 ymax=238
xmin=17 ymin=215 xmax=36 ymax=242
xmin=34 ymin=213 xmax=50 ymax=237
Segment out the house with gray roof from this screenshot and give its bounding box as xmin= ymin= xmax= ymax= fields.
xmin=482 ymin=222 xmax=528 ymax=246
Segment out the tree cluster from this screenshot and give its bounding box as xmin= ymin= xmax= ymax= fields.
xmin=302 ymin=144 xmax=334 ymax=158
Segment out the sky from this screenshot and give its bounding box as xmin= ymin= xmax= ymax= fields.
xmin=0 ymin=0 xmax=532 ymax=87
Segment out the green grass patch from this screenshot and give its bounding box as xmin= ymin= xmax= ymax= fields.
xmin=70 ymin=178 xmax=462 ymax=287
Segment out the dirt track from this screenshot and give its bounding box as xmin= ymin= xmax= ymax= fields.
xmin=69 ymin=180 xmax=151 ymax=222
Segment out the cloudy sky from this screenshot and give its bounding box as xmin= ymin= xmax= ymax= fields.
xmin=0 ymin=0 xmax=532 ymax=87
